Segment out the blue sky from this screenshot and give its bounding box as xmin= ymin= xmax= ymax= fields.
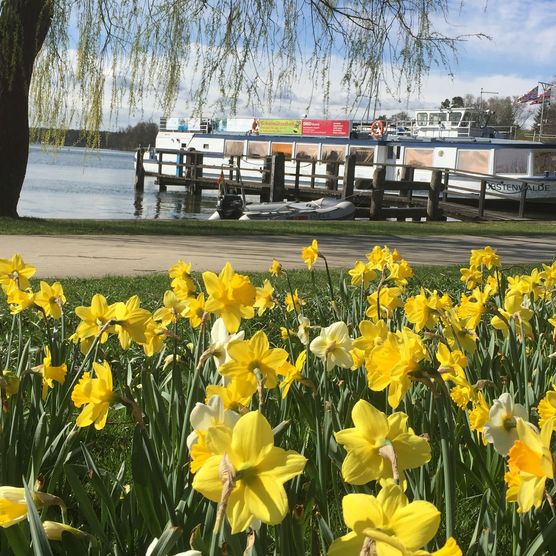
xmin=122 ymin=0 xmax=556 ymax=125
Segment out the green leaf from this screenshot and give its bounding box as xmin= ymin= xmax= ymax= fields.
xmin=148 ymin=525 xmax=183 ymax=556
xmin=23 ymin=481 xmax=53 ymax=556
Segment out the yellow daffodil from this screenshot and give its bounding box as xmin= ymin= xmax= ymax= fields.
xmin=413 ymin=537 xmax=463 ymax=555
xmin=505 ymin=417 xmax=554 ymax=512
xmin=254 ymin=280 xmax=276 ymax=316
xmin=436 ymin=343 xmax=467 ymax=380
xmin=348 ymin=260 xmax=376 ymax=287
xmin=42 ymin=521 xmax=92 ymax=542
xmin=71 ymin=361 xmax=114 ymax=430
xmin=459 ymin=266 xmax=483 ymax=290
xmin=0 ymin=487 xmax=28 ymax=528
xmin=33 ymin=281 xmax=66 ymax=319
xmin=301 ymin=239 xmax=319 ymax=270
xmin=456 ymin=287 xmax=490 ymax=330
xmin=365 ymin=327 xmax=427 ymax=409
xmin=37 ymin=347 xmax=67 ymax=399
xmin=72 ymin=293 xmax=117 ymax=349
xmin=352 ymin=319 xmax=388 ymax=355
xmin=284 ymin=289 xmax=305 ymax=313
xmin=184 ymin=292 xmax=207 ymax=328
xmin=203 ymin=262 xmax=256 ymax=332
xmin=468 ymin=391 xmax=489 ymax=445
xmin=328 ymin=483 xmax=442 ymax=556
xmin=366 ymin=245 xmax=390 ymax=270
xmin=441 ymin=309 xmax=478 ymax=354
xmin=469 ymin=246 xmax=500 ymax=269
xmin=335 ymin=400 xmax=430 ymax=484
xmin=153 ymin=290 xmax=188 ymax=326
xmin=0 ymin=254 xmax=36 ymax=291
xmin=277 ymin=351 xmax=307 ymax=398
xmin=0 ymin=370 xmax=20 ymax=398
xmin=540 ymin=261 xmax=556 ymax=289
xmin=205 ymin=377 xmax=256 ymax=411
xmin=449 ymin=375 xmax=477 ymax=409
xmin=4 ymin=283 xmax=34 ymax=315
xmin=113 ymin=295 xmax=151 ymax=349
xmin=366 ymin=286 xmax=403 ymax=321
xmin=387 ymin=258 xmax=413 ymax=286
xmin=538 ymin=386 xmax=556 ymax=429
xmin=268 ymin=259 xmax=283 ymax=276
xmin=192 ymin=411 xmax=306 ymax=533
xmin=218 ymin=330 xmax=289 ymax=389
xmin=491 ymin=293 xmax=533 ymax=340
xmin=297 ymin=315 xmax=311 ymax=345
xmin=404 ymin=289 xmax=435 ymax=332
xmin=310 ymin=321 xmax=353 ymax=371
xmin=168 ymin=260 xmax=195 ymax=296
xmin=141 ymin=319 xmax=168 ymax=357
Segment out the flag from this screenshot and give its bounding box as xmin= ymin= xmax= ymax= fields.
xmin=517 ymin=85 xmax=539 ymax=103
xmin=530 ymin=88 xmax=552 ymax=105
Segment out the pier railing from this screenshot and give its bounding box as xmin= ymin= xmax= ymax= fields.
xmin=135 ymin=146 xmax=544 ymax=221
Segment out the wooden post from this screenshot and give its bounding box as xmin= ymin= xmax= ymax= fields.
xmin=325 ymin=161 xmax=340 ymax=190
xmin=478 ymin=180 xmax=487 ymax=217
xmin=134 ymin=147 xmax=145 ymax=192
xmin=310 ymin=161 xmax=317 ymax=188
xmin=193 ymin=151 xmax=203 ymax=200
xmin=157 ymin=150 xmax=166 ymax=192
xmin=176 ymin=150 xmax=184 ymax=177
xmin=342 ymin=155 xmax=355 ymax=199
xmin=260 ymin=156 xmax=272 ymax=202
xmin=235 ymin=156 xmax=241 ymax=182
xmin=427 ymin=170 xmax=442 ymax=221
xmin=294 ymin=160 xmax=301 ymax=197
xmin=443 ymin=169 xmax=449 ymax=201
xmin=399 ymin=166 xmax=412 ymax=203
xmin=519 ymin=182 xmax=528 ymax=218
xmin=370 ymin=166 xmax=386 ymax=219
xmin=269 ymin=153 xmax=286 ymax=202
xmin=228 ymin=157 xmax=234 ymax=181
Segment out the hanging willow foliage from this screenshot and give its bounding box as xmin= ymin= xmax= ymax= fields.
xmin=21 ymin=0 xmax=482 ymax=145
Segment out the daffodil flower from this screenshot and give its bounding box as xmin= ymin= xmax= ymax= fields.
xmin=483 ymin=392 xmax=530 ymax=455
xmin=33 ymin=280 xmax=66 ymax=319
xmin=0 ymin=254 xmax=36 ymax=291
xmin=335 ymin=399 xmax=430 ymax=484
xmin=37 ymin=346 xmax=67 ymax=399
xmin=219 ymin=330 xmax=288 ymax=388
xmin=254 ymin=279 xmax=276 ymax=316
xmin=71 ymin=361 xmax=114 ymax=430
xmin=301 ymin=239 xmax=319 ymax=270
xmin=310 ymin=321 xmax=353 ymax=371
xmin=192 ymin=411 xmax=306 ymax=534
xmin=327 ymin=483 xmax=444 ymax=556
xmin=505 ymin=417 xmax=554 ymax=512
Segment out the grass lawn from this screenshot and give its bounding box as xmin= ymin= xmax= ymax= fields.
xmin=1 ymin=216 xmax=556 ymax=237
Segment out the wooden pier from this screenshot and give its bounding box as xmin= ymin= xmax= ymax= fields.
xmin=135 ymin=147 xmax=552 ymax=221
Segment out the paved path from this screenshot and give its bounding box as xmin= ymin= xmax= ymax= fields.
xmin=1 ymin=234 xmax=555 ymax=278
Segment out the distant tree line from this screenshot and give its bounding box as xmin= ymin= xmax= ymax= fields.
xmin=31 ymin=122 xmax=159 ymax=151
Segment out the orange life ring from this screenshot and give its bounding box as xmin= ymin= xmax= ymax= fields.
xmin=370 ymin=119 xmax=385 ymax=139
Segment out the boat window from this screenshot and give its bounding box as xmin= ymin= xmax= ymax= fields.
xmin=416 ymin=112 xmax=428 ymax=125
xmin=295 ymin=143 xmax=319 ymax=161
xmin=247 ymin=141 xmax=270 ymax=158
xmin=429 ymin=112 xmax=447 ymax=124
xmin=224 ymin=140 xmax=244 ymax=157
xmin=494 ymin=149 xmax=529 ymax=174
xmin=456 ymin=149 xmax=490 ymax=174
xmin=271 ymin=143 xmax=293 ymax=159
xmin=350 ymin=147 xmax=375 ymax=165
xmin=404 ymin=148 xmax=433 ymax=168
xmin=449 ymin=111 xmax=463 ymax=124
xmin=321 ymin=145 xmax=346 ymax=162
xmin=533 ymin=151 xmax=556 ymax=175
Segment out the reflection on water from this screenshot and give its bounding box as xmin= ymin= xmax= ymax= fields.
xmin=20 ymin=145 xmax=216 ymax=219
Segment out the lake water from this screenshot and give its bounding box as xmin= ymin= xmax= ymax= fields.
xmin=20 ymin=145 xmax=217 ymax=219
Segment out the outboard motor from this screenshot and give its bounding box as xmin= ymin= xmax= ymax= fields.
xmin=215 ymin=193 xmax=244 ymax=219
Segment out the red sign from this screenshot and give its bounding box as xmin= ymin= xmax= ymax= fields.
xmin=302 ymin=119 xmax=351 ymax=137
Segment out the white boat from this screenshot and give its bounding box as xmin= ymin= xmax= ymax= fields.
xmin=208 ymin=195 xmax=355 ymax=221
xmin=144 ymin=111 xmax=556 ymax=203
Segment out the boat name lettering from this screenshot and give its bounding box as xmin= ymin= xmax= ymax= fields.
xmin=486 ymin=181 xmax=551 ymax=194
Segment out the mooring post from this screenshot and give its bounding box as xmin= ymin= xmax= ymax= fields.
xmin=519 ymin=182 xmax=528 ymax=218
xmin=427 ymin=170 xmax=442 ymax=221
xmin=478 ymin=180 xmax=487 ymax=217
xmin=294 ymin=160 xmax=301 ymax=197
xmin=370 ymin=166 xmax=386 ymax=219
xmin=176 ymin=150 xmax=184 ymax=177
xmin=443 ymin=169 xmax=449 ymax=201
xmin=310 ymin=161 xmax=317 ymax=188
xmin=269 ymin=153 xmax=286 ymax=202
xmin=341 ymin=155 xmax=355 ymax=200
xmin=325 ymin=161 xmax=340 ymax=190
xmin=134 ymin=147 xmax=145 ymax=192
xmin=193 ymin=151 xmax=203 ymax=200
xmin=260 ymin=156 xmax=272 ymax=202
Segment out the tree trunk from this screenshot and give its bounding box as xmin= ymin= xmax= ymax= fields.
xmin=0 ymin=0 xmax=52 ymax=217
